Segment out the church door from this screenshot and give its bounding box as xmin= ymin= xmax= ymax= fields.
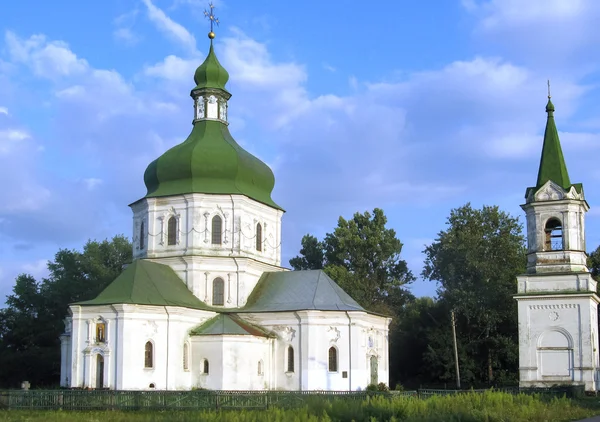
xmin=369 ymin=356 xmax=378 ymax=385
xmin=96 ymin=355 xmax=104 ymax=389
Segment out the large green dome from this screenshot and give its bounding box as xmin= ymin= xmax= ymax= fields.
xmin=142 ymin=43 xmax=282 ymax=210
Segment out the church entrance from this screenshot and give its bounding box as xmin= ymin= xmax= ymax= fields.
xmin=369 ymin=356 xmax=378 ymax=385
xmin=96 ymin=355 xmax=104 ymax=389
xmin=538 ymin=330 xmax=573 ymax=380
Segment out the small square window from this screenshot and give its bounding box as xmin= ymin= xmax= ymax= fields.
xmin=342 ymin=371 xmax=348 ymax=379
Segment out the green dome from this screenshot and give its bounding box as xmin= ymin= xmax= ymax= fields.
xmin=143 ymin=44 xmax=282 ymax=210
xmin=143 ymin=120 xmax=282 ymax=210
xmin=193 ymin=43 xmax=229 ymax=92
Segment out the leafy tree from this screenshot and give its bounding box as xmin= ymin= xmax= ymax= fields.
xmin=422 ymin=203 xmax=526 ymax=385
xmin=0 ymin=235 xmax=132 ymax=388
xmin=587 ymin=245 xmax=600 ymax=281
xmin=289 ymin=235 xmax=324 ymax=270
xmin=290 ymin=208 xmax=414 ymax=314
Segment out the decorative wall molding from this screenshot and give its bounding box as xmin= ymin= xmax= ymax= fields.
xmin=529 ymin=304 xmax=577 ymax=310
xmin=327 ymin=326 xmax=341 ymax=343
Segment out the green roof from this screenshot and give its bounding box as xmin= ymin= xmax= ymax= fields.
xmin=241 ymin=270 xmax=366 ymax=313
xmin=535 ymin=98 xmax=572 ymax=191
xmin=141 ymin=43 xmax=283 ymax=211
xmin=190 ymin=314 xmax=273 ymax=337
xmin=193 ymin=43 xmax=230 ymax=92
xmin=143 ymin=120 xmax=282 ymax=209
xmin=74 ymin=259 xmax=210 ymax=310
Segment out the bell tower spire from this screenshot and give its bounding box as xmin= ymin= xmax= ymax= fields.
xmin=521 ymin=91 xmax=588 ymax=274
xmin=535 ymin=80 xmax=571 ymax=191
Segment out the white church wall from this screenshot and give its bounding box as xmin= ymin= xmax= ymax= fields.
xmin=243 ymin=310 xmax=391 ymax=391
xmin=66 ymin=304 xmax=214 ymax=390
xmin=517 ymin=295 xmax=599 ymax=390
xmin=191 ymin=336 xmax=224 ymax=390
xmin=152 ymin=255 xmax=285 ymax=308
xmin=130 ymin=194 xmax=287 ymax=309
xmin=221 ymin=336 xmax=272 ymax=390
xmin=131 ymin=194 xmax=283 ymax=267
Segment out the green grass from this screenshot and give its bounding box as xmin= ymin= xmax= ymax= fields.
xmin=1 ymin=391 xmax=598 ymax=422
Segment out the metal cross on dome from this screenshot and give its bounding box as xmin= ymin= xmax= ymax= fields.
xmin=204 ymin=2 xmax=220 ymax=35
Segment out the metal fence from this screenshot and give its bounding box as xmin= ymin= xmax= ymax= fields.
xmin=0 ymin=387 xmax=580 ymax=411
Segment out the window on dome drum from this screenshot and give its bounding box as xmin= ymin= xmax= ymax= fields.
xmin=203 ymin=359 xmax=210 ymax=374
xmin=212 ymin=215 xmax=222 ymax=245
xmin=167 ymin=216 xmax=177 ymax=246
xmin=144 ymin=341 xmax=153 ymax=369
xmin=287 ymin=346 xmax=294 ymax=373
xmin=328 ymin=347 xmax=338 ymax=372
xmin=544 ymin=218 xmax=563 ymax=251
xmin=183 ymin=343 xmax=189 ymax=371
xmin=256 ymin=223 xmax=262 ymax=251
xmin=96 ymin=322 xmax=106 ymax=343
xmin=140 ymin=221 xmax=145 ymax=250
xmin=212 ymin=277 xmax=225 ymax=306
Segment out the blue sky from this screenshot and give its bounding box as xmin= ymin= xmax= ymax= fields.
xmin=1 ymin=0 xmax=600 ymax=302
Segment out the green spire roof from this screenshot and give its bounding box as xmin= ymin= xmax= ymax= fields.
xmin=193 ymin=42 xmax=229 ymax=92
xmin=73 ymin=260 xmax=211 ymax=310
xmin=535 ymin=98 xmax=572 ymax=190
xmin=141 ymin=42 xmax=283 ymax=210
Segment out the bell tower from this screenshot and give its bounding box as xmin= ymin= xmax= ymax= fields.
xmin=515 ymin=90 xmax=599 ymax=391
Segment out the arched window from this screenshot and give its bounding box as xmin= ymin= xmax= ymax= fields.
xmin=545 ymin=218 xmax=563 ymax=251
xmin=183 ymin=343 xmax=189 ymax=371
xmin=258 ymin=360 xmax=264 ymax=376
xmin=212 ymin=277 xmax=225 ymax=306
xmin=144 ymin=341 xmax=153 ymax=368
xmin=256 ymin=223 xmax=262 ymax=251
xmin=167 ymin=216 xmax=177 ymax=246
xmin=212 ymin=215 xmax=222 ymax=245
xmin=203 ymin=359 xmax=210 ymax=374
xmin=140 ymin=221 xmax=145 ymax=250
xmin=287 ymin=346 xmax=294 ymax=373
xmin=328 ymin=347 xmax=338 ymax=372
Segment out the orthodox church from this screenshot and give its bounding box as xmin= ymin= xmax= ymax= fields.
xmin=515 ymin=92 xmax=599 ymax=391
xmin=58 ymin=31 xmax=391 ymax=391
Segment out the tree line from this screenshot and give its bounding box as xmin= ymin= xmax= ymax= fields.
xmin=1 ymin=203 xmax=599 ymax=389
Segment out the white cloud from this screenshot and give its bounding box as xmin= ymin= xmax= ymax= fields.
xmin=323 ymin=63 xmax=336 ymax=73
xmin=0 ymin=107 xmax=8 ymax=115
xmin=463 ymin=0 xmax=600 ymax=73
xmin=113 ymin=10 xmax=141 ymax=46
xmin=466 ymin=0 xmax=589 ymax=29
xmin=113 ymin=28 xmax=140 ymax=46
xmin=144 ymin=55 xmax=198 ymax=82
xmin=21 ymin=259 xmax=49 ymax=280
xmin=83 ymin=178 xmax=103 ymax=190
xmin=0 ymin=129 xmax=29 ymax=154
xmin=5 ymin=31 xmax=88 ymax=79
xmin=141 ymin=0 xmax=197 ymax=53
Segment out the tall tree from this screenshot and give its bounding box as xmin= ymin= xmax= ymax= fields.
xmin=422 ymin=203 xmax=526 ymax=385
xmin=290 ymin=208 xmax=414 ymax=314
xmin=0 ymin=235 xmax=132 ymax=388
xmin=587 ymin=245 xmax=600 ymax=281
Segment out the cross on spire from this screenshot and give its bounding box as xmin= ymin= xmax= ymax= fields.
xmin=547 ymin=79 xmax=551 ymax=99
xmin=204 ymin=2 xmax=220 ymax=39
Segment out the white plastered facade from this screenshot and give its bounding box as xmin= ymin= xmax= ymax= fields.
xmin=60 ymin=192 xmax=391 ymax=391
xmin=516 ymin=180 xmax=600 ymax=391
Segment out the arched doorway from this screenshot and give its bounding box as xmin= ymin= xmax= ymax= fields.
xmin=369 ymin=355 xmax=378 ymax=385
xmin=538 ymin=330 xmax=573 ymax=379
xmin=96 ymin=355 xmax=104 ymax=389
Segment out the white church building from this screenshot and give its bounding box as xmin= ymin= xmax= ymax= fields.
xmin=515 ymin=94 xmax=600 ymax=391
xmin=59 ymin=32 xmax=391 ymax=391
